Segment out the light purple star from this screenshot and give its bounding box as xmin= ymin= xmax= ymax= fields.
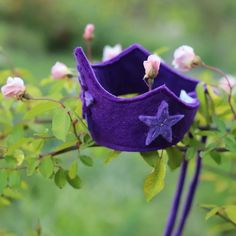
xmin=139 ymin=101 xmax=184 ymax=145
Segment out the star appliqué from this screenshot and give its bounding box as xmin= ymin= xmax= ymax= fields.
xmin=139 ymin=101 xmax=184 ymax=145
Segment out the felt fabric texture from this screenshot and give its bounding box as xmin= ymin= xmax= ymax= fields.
xmin=74 ymin=44 xmax=199 ymax=152
xmin=139 ymin=101 xmax=185 ymax=145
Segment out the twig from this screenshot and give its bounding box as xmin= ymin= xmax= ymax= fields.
xmin=177 ymin=146 xmax=228 ymax=153
xmin=201 ymin=63 xmax=236 ymax=120
xmin=85 ymin=41 xmax=93 ymax=63
xmin=38 ymin=144 xmax=79 ymax=160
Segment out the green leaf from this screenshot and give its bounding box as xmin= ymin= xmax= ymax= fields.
xmin=66 ymin=172 xmax=82 ymax=189
xmin=8 ymin=171 xmax=21 ymax=188
xmin=6 ymin=138 xmax=31 ymax=155
xmin=3 ymin=188 xmax=22 ymax=199
xmin=196 ymin=82 xmax=208 ymax=124
xmin=210 ymin=151 xmax=221 ymax=165
xmin=80 ymin=155 xmax=93 ymax=167
xmin=140 ymin=151 xmax=158 ymax=167
xmin=0 ymin=196 xmax=11 ymax=206
xmin=224 ymin=136 xmax=236 ymax=153
xmin=205 ymin=207 xmax=219 ymax=220
xmin=144 ymin=155 xmax=167 ymax=202
xmin=54 ymin=168 xmax=66 ymax=189
xmin=24 ymin=101 xmax=57 ymax=120
xmin=6 ymin=125 xmax=24 ymax=145
xmin=186 ymin=147 xmax=197 ymax=160
xmin=0 ymin=170 xmax=8 ymax=193
xmin=39 ymin=157 xmax=54 ymax=178
xmin=14 ymin=149 xmax=25 ymax=166
xmin=212 ymin=115 xmax=226 ymax=133
xmin=166 ymin=147 xmax=183 ymax=170
xmin=68 ymin=160 xmax=78 ymax=179
xmin=28 ymin=139 xmax=45 ymax=155
xmin=27 ymin=157 xmax=39 ymax=176
xmin=104 ymin=150 xmax=121 ymax=164
xmin=81 ymin=133 xmax=94 ymax=145
xmin=225 ymin=205 xmax=236 ymax=224
xmin=52 ymin=108 xmax=71 ymax=141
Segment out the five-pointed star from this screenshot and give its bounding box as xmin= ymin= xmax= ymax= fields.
xmin=139 ymin=101 xmax=184 ymax=145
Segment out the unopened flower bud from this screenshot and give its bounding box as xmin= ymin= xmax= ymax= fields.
xmin=172 ymin=45 xmax=201 ymax=72
xmin=1 ymin=77 xmax=26 ymax=99
xmin=143 ymin=54 xmax=161 ymax=79
xmin=83 ymin=24 xmax=95 ymax=41
xmin=51 ymin=62 xmax=71 ymax=79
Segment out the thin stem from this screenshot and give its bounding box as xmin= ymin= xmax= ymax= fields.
xmin=177 ymin=146 xmax=228 ymax=153
xmin=164 ymin=159 xmax=188 ymax=236
xmin=173 ymin=136 xmax=207 ymax=236
xmin=143 ymin=77 xmax=153 ymax=91
xmin=201 ymin=63 xmax=236 ymax=119
xmin=38 ymin=144 xmax=78 ymax=160
xmin=85 ymin=41 xmax=93 ymax=63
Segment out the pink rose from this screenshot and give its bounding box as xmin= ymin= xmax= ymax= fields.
xmin=143 ymin=54 xmax=161 ymax=79
xmin=219 ymin=75 xmax=236 ymax=93
xmin=83 ymin=24 xmax=95 ymax=41
xmin=172 ymin=45 xmax=197 ymax=72
xmin=51 ymin=62 xmax=71 ymax=79
xmin=1 ymin=77 xmax=26 ymax=98
xmin=102 ymin=44 xmax=122 ymax=61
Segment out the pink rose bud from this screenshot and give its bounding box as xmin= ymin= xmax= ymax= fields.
xmin=1 ymin=77 xmax=26 ymax=98
xmin=51 ymin=62 xmax=71 ymax=79
xmin=83 ymin=24 xmax=95 ymax=41
xmin=219 ymin=75 xmax=236 ymax=93
xmin=102 ymin=44 xmax=122 ymax=61
xmin=172 ymin=45 xmax=200 ymax=72
xmin=143 ymin=54 xmax=161 ymax=79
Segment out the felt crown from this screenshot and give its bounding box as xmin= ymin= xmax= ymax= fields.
xmin=74 ymin=44 xmax=199 ymax=152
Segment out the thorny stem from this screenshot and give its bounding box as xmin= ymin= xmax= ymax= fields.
xmin=38 ymin=142 xmax=96 ymax=160
xmin=38 ymin=144 xmax=79 ymax=160
xmin=201 ymin=63 xmax=236 ymax=120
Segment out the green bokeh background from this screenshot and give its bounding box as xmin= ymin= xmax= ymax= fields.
xmin=0 ymin=0 xmax=235 ymax=235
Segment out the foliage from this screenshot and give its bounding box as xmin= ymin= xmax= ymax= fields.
xmin=0 ymin=43 xmax=236 ymax=236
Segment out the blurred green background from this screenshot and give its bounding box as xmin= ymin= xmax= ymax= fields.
xmin=0 ymin=0 xmax=236 ymax=235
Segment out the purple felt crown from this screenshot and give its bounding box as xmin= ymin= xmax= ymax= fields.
xmin=74 ymin=44 xmax=199 ymax=152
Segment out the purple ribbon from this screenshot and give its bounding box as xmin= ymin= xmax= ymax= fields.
xmin=164 ymin=159 xmax=188 ymax=236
